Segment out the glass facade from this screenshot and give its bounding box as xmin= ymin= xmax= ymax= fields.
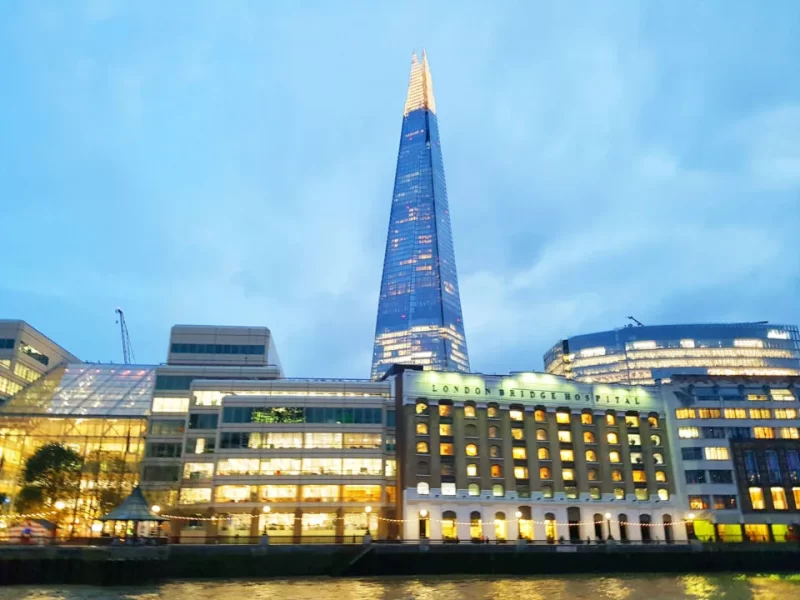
xmin=371 ymin=51 xmax=469 ymax=379
xmin=544 ymin=322 xmax=800 ymax=385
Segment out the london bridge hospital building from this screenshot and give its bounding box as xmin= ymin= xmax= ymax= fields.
xmin=394 ymin=368 xmax=687 ymax=543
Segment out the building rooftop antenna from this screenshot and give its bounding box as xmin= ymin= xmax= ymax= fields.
xmin=627 ymin=316 xmax=644 ymax=327
xmin=115 ymin=308 xmax=135 ymax=364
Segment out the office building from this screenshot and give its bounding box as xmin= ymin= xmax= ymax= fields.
xmin=545 ymin=322 xmax=800 ymax=385
xmin=0 ymin=320 xmax=79 ymax=403
xmin=395 ymin=369 xmax=685 ymax=543
xmin=371 ymin=51 xmax=470 ymax=380
xmin=663 ymin=374 xmax=800 ymax=542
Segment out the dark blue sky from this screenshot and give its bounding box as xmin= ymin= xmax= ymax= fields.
xmin=1 ymin=1 xmax=798 ymax=377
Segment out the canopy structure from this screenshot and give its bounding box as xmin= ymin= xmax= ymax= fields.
xmin=100 ymin=486 xmax=167 ymax=523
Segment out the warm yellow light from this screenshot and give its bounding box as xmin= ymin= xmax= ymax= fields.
xmin=419 ymin=509 xmax=428 ymax=518
xmin=54 ymin=501 xmax=66 ymax=511
xmin=151 ymin=505 xmax=161 ymax=514
xmin=365 ymin=506 xmax=372 ymax=514
xmin=91 ymin=522 xmax=103 ymax=533
xmin=604 ymin=512 xmax=612 ymax=519
xmin=262 ymin=505 xmax=271 ymax=513
xmin=688 ymin=513 xmax=696 ymax=520
xmin=514 ymin=511 xmax=522 ymax=519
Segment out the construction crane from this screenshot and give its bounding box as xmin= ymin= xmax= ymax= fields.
xmin=627 ymin=315 xmax=644 ymax=327
xmin=115 ymin=308 xmax=135 ymax=364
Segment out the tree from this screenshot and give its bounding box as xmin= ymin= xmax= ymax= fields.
xmin=15 ymin=486 xmax=44 ymax=514
xmin=22 ymin=443 xmax=83 ymax=507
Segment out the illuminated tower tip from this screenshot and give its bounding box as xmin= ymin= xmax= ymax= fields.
xmin=404 ymin=49 xmax=436 ymax=116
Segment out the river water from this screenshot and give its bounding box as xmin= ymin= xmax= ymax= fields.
xmin=2 ymin=575 xmax=800 ymax=599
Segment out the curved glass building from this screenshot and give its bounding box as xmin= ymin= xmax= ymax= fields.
xmin=544 ymin=322 xmax=800 ymax=385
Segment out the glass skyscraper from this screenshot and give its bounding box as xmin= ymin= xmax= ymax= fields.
xmin=371 ymin=51 xmax=470 ymax=380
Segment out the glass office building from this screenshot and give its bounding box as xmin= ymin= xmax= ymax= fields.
xmin=371 ymin=51 xmax=470 ymax=380
xmin=544 ymin=322 xmax=800 ymax=385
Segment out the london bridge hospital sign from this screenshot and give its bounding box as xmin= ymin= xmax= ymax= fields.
xmin=405 ymin=372 xmax=663 ymax=411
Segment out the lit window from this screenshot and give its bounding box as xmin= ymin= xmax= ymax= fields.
xmin=440 ymin=443 xmax=454 ymax=456
xmin=607 ymin=432 xmax=619 ymax=445
xmin=606 ymin=413 xmax=617 ymax=426
xmin=678 ymin=427 xmax=700 ymax=439
xmin=633 ymin=470 xmax=647 ymax=483
xmin=675 ymin=408 xmax=696 ymax=420
xmin=560 ymin=449 xmax=574 ymax=462
xmin=772 ymin=389 xmax=796 ymax=402
xmin=558 ymin=430 xmax=572 ymax=443
xmin=464 ymin=404 xmax=476 ymax=418
xmin=704 ymin=447 xmax=730 ymax=461
xmin=539 ymin=467 xmax=552 ymax=480
xmin=587 ymin=468 xmax=599 ymax=481
xmin=775 ymin=409 xmax=798 ymax=419
xmin=648 ymin=416 xmax=659 ymax=428
xmin=439 ymin=404 xmax=452 ymax=417
xmin=653 ymin=453 xmax=664 ymax=465
xmin=680 ymin=338 xmax=695 ymax=348
xmin=538 ymin=447 xmax=550 ymax=460
xmin=655 ymin=471 xmax=667 ymax=482
xmin=417 ymin=482 xmax=430 ymax=495
xmin=416 ymin=422 xmax=429 ymax=435
xmin=614 ymin=488 xmax=625 ymax=500
xmin=724 ymin=408 xmax=747 ymax=419
xmin=487 ymin=405 xmax=499 ymax=418
xmin=512 ymin=447 xmax=527 ymax=460
xmin=779 ymin=428 xmax=800 ymax=439
xmin=750 ymin=408 xmax=772 ymax=420
xmin=611 ymin=469 xmax=623 ymax=482
xmin=562 ymin=469 xmax=575 ymax=481
xmin=625 ymin=415 xmax=640 ymax=428
xmin=650 ymin=434 xmax=662 ymax=446
xmin=416 ymin=402 xmax=428 ymax=414
xmin=585 ymin=449 xmax=598 ymax=462
xmin=466 ymin=463 xmax=478 ymax=477
xmin=511 ymin=428 xmax=524 ymax=440
xmin=510 ymin=409 xmax=524 ymax=422
xmin=581 ymin=412 xmax=593 ymax=425
xmin=749 ymin=487 xmax=765 ymax=510
xmin=488 ymin=426 xmax=500 ymax=438
xmin=771 ymin=487 xmax=788 ymax=510
xmin=556 ymin=411 xmax=571 ymax=424
xmin=439 ymin=424 xmax=453 ymax=436
xmin=698 ymin=409 xmax=722 ymax=419
xmin=689 ymin=495 xmax=708 ymax=510
xmin=609 ymin=451 xmax=621 ymax=463
xmin=534 ymin=409 xmax=546 ymax=422
xmin=468 ymin=483 xmax=480 ymax=496
xmin=793 ymin=487 xmax=800 ymax=507
xmin=536 ymin=429 xmax=548 ymax=441
xmin=441 ymin=483 xmax=456 ymax=496
xmin=542 ymin=485 xmax=553 ymax=499
xmin=416 ymin=441 xmax=429 ymax=454
xmin=658 ymin=489 xmax=670 ymax=501
xmin=489 ymin=445 xmax=502 ymax=458
xmin=590 ymin=487 xmax=601 ymax=500
xmin=635 ymin=488 xmax=649 ymax=501
xmin=491 ymin=464 xmax=503 ymax=478
xmin=465 ymin=444 xmax=478 ymax=457
xmin=492 ymin=484 xmax=504 ymax=497
xmin=753 ymin=427 xmax=775 ymax=439
xmin=152 ymin=397 xmax=189 ymax=413
xmin=514 ymin=466 xmax=528 ymax=479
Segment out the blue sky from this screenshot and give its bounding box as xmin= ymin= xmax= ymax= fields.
xmin=1 ymin=1 xmax=798 ymax=377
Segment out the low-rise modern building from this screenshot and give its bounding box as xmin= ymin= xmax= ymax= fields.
xmin=395 ymin=369 xmax=685 ymax=543
xmin=663 ymin=374 xmax=800 ymax=543
xmin=0 ymin=320 xmax=79 ymax=403
xmin=544 ymin=322 xmax=800 ymax=385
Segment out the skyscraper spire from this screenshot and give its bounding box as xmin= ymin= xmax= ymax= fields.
xmin=372 ymin=52 xmax=469 ymax=379
xmin=403 ymin=49 xmax=436 ymax=116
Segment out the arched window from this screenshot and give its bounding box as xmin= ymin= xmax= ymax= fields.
xmin=441 ymin=510 xmax=457 ymax=540
xmin=648 ymin=415 xmax=660 ymax=428
xmin=542 ymin=485 xmax=553 ymax=499
xmin=416 ymin=482 xmax=429 ymax=495
xmin=536 ymin=428 xmax=548 ymax=441
xmin=640 ymin=514 xmax=652 ymax=542
xmin=609 ymin=451 xmax=621 ymax=463
xmin=611 ymin=469 xmax=623 ymax=482
xmin=492 ymin=484 xmax=504 ymax=497
xmin=470 ymin=511 xmax=482 ymax=540
xmin=487 ymin=404 xmax=499 ymax=418
xmin=618 ymin=513 xmax=628 ymax=541
xmin=468 ymin=483 xmax=480 ymax=496
xmin=464 ymin=403 xmax=476 ymax=418
xmin=544 ymin=512 xmax=556 ymax=542
xmin=581 ymin=412 xmax=593 ymax=425
xmin=441 ymin=463 xmax=454 ymax=476
xmin=489 ymin=445 xmax=502 ymax=458
xmin=556 ymin=411 xmax=571 ymax=424
xmin=534 ymin=409 xmax=546 ymax=422
xmin=539 ymin=466 xmax=552 ymax=480
xmin=465 ymin=443 xmax=478 ymax=457
xmin=663 ymin=514 xmax=673 ymax=543
xmin=417 ymin=461 xmax=430 ymax=475
xmin=594 ymin=513 xmax=604 ymax=539
xmin=650 ymin=434 xmax=662 ymax=446
xmin=488 ymin=426 xmax=499 ymax=438
xmin=585 ymin=449 xmax=598 ymax=462
xmin=464 ymin=424 xmax=478 ymax=437
xmin=538 ymin=447 xmax=551 ymax=460
xmin=584 ymin=431 xmax=596 ymax=444
xmin=625 ymin=414 xmax=640 ymax=429
xmin=607 ymin=432 xmax=620 ymax=445
xmin=588 ymin=468 xmax=599 ymax=481
xmin=614 ymin=488 xmax=625 ymax=500
xmin=491 ymin=464 xmax=503 ymax=478
xmin=606 ymin=413 xmax=617 ymax=426
xmin=655 ymin=470 xmax=667 ymax=482
xmin=416 ymin=401 xmax=428 ymax=415
xmin=416 ymin=422 xmax=429 ymax=435
xmin=653 ymin=453 xmax=664 ymax=465
xmin=439 ymin=403 xmax=453 ymax=417
xmin=658 ymin=489 xmax=669 ymax=501
xmin=494 ymin=512 xmax=507 ymax=540
xmin=416 ymin=441 xmax=429 ymax=454
xmin=466 ymin=463 xmax=478 ymax=477
xmin=518 ymin=506 xmax=533 ymax=540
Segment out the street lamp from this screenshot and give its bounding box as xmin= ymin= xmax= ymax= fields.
xmin=515 ymin=511 xmax=523 ymax=540
xmin=151 ymin=505 xmax=161 ymax=514
xmin=53 ymin=501 xmax=66 ymax=543
xmin=54 ymin=501 xmax=66 ymax=511
xmin=604 ymin=512 xmax=612 ymax=540
xmin=364 ymin=506 xmax=372 ymax=536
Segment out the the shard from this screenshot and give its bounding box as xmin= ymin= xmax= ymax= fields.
xmin=371 ymin=51 xmax=470 ymax=379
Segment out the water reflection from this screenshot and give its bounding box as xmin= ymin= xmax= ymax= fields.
xmin=3 ymin=575 xmax=800 ymax=600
